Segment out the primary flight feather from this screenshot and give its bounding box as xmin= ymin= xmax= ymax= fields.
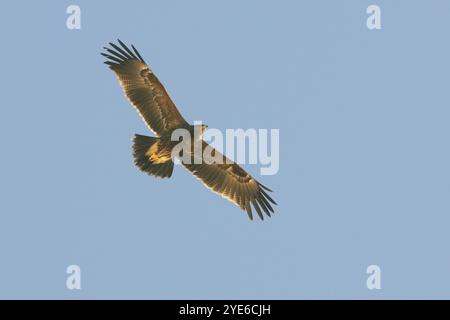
xmin=102 ymin=40 xmax=276 ymax=220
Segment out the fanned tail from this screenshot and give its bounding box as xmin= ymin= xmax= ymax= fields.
xmin=132 ymin=134 xmax=174 ymax=178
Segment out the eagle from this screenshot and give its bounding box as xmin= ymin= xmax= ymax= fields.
xmin=102 ymin=40 xmax=276 ymax=220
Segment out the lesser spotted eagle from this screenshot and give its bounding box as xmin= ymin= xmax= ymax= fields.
xmin=102 ymin=40 xmax=276 ymax=220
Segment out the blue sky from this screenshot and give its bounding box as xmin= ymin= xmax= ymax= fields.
xmin=0 ymin=1 xmax=449 ymax=299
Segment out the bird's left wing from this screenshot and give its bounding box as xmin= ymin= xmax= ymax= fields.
xmin=182 ymin=141 xmax=276 ymax=220
xmin=102 ymin=40 xmax=188 ymax=136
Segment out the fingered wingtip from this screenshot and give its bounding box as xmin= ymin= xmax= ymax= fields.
xmin=258 ymin=182 xmax=273 ymax=192
xmin=102 ymin=39 xmax=147 ymax=66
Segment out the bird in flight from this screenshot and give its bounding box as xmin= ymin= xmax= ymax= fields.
xmin=102 ymin=40 xmax=276 ymax=220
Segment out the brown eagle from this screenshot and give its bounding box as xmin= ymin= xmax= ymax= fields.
xmin=102 ymin=40 xmax=276 ymax=220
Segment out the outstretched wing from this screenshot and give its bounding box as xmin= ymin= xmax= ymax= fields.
xmin=182 ymin=141 xmax=276 ymax=220
xmin=102 ymin=40 xmax=188 ymax=136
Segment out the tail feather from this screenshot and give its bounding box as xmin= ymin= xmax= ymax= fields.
xmin=132 ymin=134 xmax=174 ymax=178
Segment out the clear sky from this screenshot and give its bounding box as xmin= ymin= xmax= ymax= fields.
xmin=0 ymin=0 xmax=449 ymax=299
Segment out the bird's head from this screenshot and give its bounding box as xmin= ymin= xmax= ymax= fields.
xmin=192 ymin=123 xmax=208 ymax=139
xmin=200 ymin=124 xmax=208 ymax=133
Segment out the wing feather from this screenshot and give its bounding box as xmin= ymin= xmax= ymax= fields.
xmin=102 ymin=40 xmax=188 ymax=135
xmin=182 ymin=141 xmax=276 ymax=220
xmin=104 ymin=47 xmax=129 ymax=61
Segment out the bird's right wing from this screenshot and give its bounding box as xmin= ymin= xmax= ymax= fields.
xmin=182 ymin=141 xmax=276 ymax=220
xmin=102 ymin=40 xmax=188 ymax=136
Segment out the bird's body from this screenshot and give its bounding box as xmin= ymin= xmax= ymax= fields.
xmin=102 ymin=40 xmax=276 ymax=220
